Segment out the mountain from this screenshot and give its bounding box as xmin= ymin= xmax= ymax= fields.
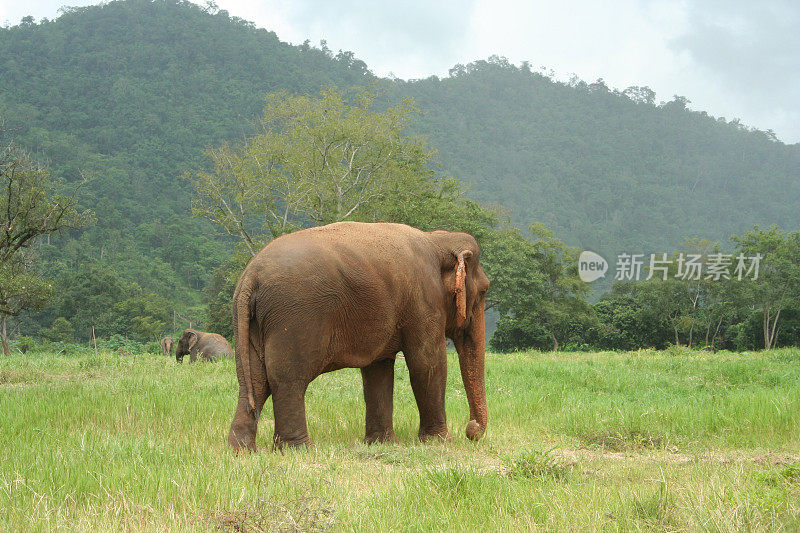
xmin=1 ymin=0 xmax=798 ymax=335
xmin=391 ymin=59 xmax=799 ymax=258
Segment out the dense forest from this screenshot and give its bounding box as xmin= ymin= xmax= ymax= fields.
xmin=1 ymin=0 xmax=798 ymax=348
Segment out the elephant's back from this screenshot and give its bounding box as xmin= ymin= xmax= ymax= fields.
xmin=202 ymin=333 xmax=233 ymax=357
xmin=249 ymin=222 xmax=437 ymax=287
xmin=242 ymin=222 xmax=441 ymax=340
xmin=262 ymin=222 xmax=429 ymax=261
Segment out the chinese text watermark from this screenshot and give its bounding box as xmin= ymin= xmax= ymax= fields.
xmin=579 ymin=251 xmax=762 ymax=282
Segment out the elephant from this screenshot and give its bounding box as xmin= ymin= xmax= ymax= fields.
xmin=227 ymin=221 xmax=490 ymax=452
xmin=160 ymin=336 xmax=174 ymax=357
xmin=175 ymin=329 xmax=233 ymax=363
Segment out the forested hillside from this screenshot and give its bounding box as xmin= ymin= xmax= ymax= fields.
xmin=392 ymin=59 xmax=800 ymax=257
xmin=1 ymin=0 xmax=798 ymax=340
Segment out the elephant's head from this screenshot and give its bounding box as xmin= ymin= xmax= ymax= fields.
xmin=430 ymin=230 xmax=490 ymax=441
xmin=175 ymin=329 xmax=199 ymax=363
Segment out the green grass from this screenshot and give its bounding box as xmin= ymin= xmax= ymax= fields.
xmin=1 ymin=348 xmax=799 ymax=531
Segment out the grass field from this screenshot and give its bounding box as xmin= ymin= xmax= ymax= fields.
xmin=1 ymin=348 xmax=799 ymax=531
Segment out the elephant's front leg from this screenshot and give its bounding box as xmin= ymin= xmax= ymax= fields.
xmin=361 ymin=358 xmax=398 ymax=444
xmin=405 ymin=339 xmax=451 ymax=442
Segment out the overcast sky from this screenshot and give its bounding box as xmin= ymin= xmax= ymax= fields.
xmin=3 ymin=0 xmax=798 ymax=144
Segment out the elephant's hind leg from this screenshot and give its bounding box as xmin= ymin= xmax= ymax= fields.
xmin=361 ymin=358 xmax=398 ymax=444
xmin=271 ymin=380 xmax=313 ymax=450
xmin=228 ymin=384 xmax=270 ymax=452
xmin=228 ymin=345 xmax=270 ymax=452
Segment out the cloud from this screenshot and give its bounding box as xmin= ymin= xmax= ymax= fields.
xmin=460 ymin=0 xmax=799 ymax=142
xmin=219 ymin=0 xmax=478 ymax=79
xmin=669 ymin=0 xmax=800 ymax=139
xmin=0 ymin=0 xmax=96 ymax=25
xmin=468 ymin=0 xmax=690 ymax=89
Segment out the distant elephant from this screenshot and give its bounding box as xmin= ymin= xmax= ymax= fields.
xmin=175 ymin=329 xmax=233 ymax=363
xmin=160 ymin=336 xmax=174 ymax=357
xmin=227 ymin=221 xmax=490 ymax=452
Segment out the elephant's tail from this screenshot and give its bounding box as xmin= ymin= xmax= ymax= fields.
xmin=236 ymin=276 xmax=256 ymax=414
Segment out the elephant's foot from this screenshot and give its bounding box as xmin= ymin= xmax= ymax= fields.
xmin=364 ymin=429 xmax=399 ymax=444
xmin=418 ymin=426 xmax=453 ymax=443
xmin=228 ymin=420 xmax=258 ymax=453
xmin=272 ymin=433 xmax=313 ymax=451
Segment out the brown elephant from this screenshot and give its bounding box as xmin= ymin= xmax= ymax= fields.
xmin=175 ymin=329 xmax=233 ymax=363
xmin=160 ymin=336 xmax=174 ymax=357
xmin=227 ymin=221 xmax=490 ymax=451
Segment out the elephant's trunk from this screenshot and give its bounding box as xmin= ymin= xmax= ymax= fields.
xmin=455 ymin=299 xmax=487 ymax=440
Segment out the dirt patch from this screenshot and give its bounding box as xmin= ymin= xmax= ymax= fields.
xmin=551 ymin=447 xmax=800 ymax=466
xmin=205 ymin=497 xmax=334 ymax=532
xmin=579 ymin=430 xmax=665 ymax=451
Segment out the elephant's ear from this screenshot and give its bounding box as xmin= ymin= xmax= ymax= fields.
xmin=450 ymin=250 xmax=473 ymax=327
xmin=187 ymin=331 xmax=199 ymax=351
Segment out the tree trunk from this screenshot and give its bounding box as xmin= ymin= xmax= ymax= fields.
xmin=763 ymin=308 xmax=771 ymax=350
xmin=710 ymin=318 xmax=723 ymax=352
xmin=550 ymin=331 xmax=559 ymax=352
xmin=767 ymin=309 xmax=781 ymax=350
xmin=1 ymin=316 xmax=9 ymax=355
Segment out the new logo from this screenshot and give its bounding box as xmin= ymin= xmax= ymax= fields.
xmin=578 ymin=251 xmax=608 ymax=282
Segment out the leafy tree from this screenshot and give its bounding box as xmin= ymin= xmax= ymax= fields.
xmin=190 ymin=87 xmax=488 ymax=254
xmin=0 ymin=141 xmax=92 ymax=352
xmin=36 ymin=264 xmax=170 ymax=342
xmin=732 ymin=226 xmax=800 ymax=349
xmin=131 ymin=315 xmax=167 ymax=342
xmin=527 ymin=223 xmax=593 ymax=350
xmin=489 ymin=223 xmax=593 ymax=351
xmin=480 ymin=225 xmax=543 ymax=315
xmin=203 ymin=247 xmax=251 ymax=340
xmin=0 ymin=253 xmax=53 ymax=352
xmin=624 ymin=241 xmax=718 ymax=348
xmin=591 ymin=281 xmax=674 ymax=350
xmin=635 ymin=276 xmax=692 ymax=347
xmin=41 ymin=316 xmax=73 ymax=343
xmin=698 ymin=268 xmax=755 ymax=350
xmin=588 ymin=226 xmax=800 ymax=351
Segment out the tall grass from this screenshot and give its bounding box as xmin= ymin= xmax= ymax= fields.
xmin=1 ymin=349 xmax=798 ymax=530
